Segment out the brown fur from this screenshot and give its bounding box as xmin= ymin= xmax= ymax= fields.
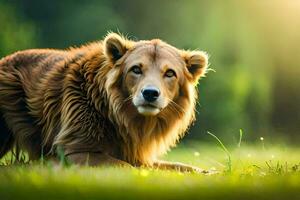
xmin=0 ymin=33 xmax=208 ymax=171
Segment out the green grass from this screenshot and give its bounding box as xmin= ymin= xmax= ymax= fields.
xmin=1 ymin=143 xmax=300 ymax=200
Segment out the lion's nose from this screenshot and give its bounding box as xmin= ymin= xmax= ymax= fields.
xmin=142 ymin=86 xmax=160 ymax=102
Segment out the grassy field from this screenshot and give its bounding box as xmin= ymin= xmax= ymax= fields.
xmin=1 ymin=142 xmax=300 ymax=200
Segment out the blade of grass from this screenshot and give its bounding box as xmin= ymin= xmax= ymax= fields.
xmin=238 ymin=129 xmax=243 ymax=148
xmin=207 ymin=131 xmax=232 ymax=173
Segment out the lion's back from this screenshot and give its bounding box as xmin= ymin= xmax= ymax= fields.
xmin=0 ymin=48 xmax=79 ymax=157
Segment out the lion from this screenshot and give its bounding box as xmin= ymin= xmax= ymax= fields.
xmin=0 ymin=33 xmax=208 ymax=172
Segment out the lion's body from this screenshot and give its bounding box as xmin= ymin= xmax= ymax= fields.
xmin=0 ymin=33 xmax=208 ymax=168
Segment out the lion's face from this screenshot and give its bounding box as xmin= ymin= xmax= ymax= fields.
xmin=104 ymin=33 xmax=208 ymax=116
xmin=122 ymin=43 xmax=185 ymax=116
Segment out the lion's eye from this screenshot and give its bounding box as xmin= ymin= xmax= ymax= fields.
xmin=165 ymin=69 xmax=176 ymax=78
xmin=131 ymin=65 xmax=142 ymax=75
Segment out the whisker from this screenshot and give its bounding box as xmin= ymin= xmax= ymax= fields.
xmin=167 ymin=103 xmax=181 ymax=115
xmin=120 ymin=95 xmax=133 ymax=109
xmin=169 ymin=99 xmax=186 ymax=113
xmin=165 ymin=98 xmax=186 ymax=115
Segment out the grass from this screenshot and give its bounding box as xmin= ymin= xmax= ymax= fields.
xmin=1 ymin=142 xmax=300 ymax=200
xmin=207 ymin=131 xmax=232 ymax=173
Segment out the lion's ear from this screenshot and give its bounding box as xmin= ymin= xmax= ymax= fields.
xmin=104 ymin=33 xmax=132 ymax=64
xmin=181 ymin=50 xmax=209 ymax=83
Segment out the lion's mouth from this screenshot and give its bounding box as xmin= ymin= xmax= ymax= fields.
xmin=137 ymin=104 xmax=161 ymax=116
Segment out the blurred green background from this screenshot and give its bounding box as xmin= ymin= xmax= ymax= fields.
xmin=0 ymin=0 xmax=299 ymax=144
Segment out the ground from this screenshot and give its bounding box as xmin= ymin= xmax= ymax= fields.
xmin=1 ymin=142 xmax=300 ymax=200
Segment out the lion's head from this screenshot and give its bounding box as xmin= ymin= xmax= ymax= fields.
xmin=102 ymin=33 xmax=208 ymax=165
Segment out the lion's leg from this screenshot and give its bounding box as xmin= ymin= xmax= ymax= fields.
xmin=66 ymin=152 xmax=132 ymax=167
xmin=152 ymin=160 xmax=209 ymax=174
